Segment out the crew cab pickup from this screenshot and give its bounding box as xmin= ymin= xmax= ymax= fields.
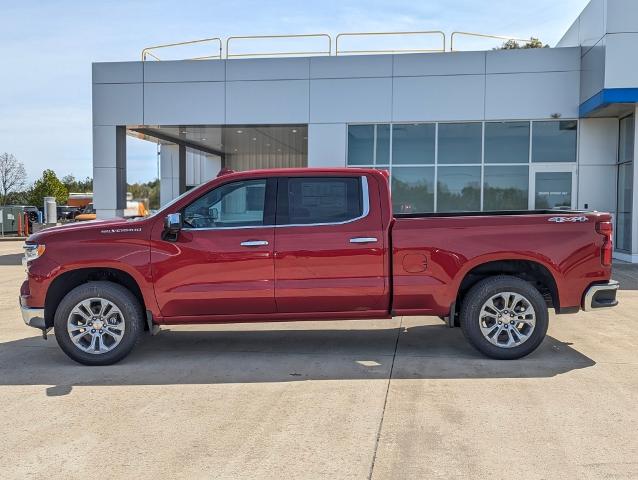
xmin=20 ymin=168 xmax=619 ymax=365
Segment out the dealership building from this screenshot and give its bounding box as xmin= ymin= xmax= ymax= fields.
xmin=92 ymin=0 xmax=638 ymax=261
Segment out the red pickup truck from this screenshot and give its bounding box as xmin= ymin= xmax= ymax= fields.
xmin=20 ymin=168 xmax=618 ymax=365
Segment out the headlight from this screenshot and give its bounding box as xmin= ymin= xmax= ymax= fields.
xmin=23 ymin=244 xmax=46 ymax=263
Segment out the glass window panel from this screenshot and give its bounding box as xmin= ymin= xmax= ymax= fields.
xmin=619 ymin=115 xmax=635 ymax=164
xmin=438 ymin=123 xmax=482 ymax=164
xmin=437 ymin=166 xmax=481 ymax=212
xmin=534 ymin=172 xmax=572 ymax=209
xmin=391 ymin=166 xmax=434 ymax=213
xmin=392 ymin=124 xmax=435 ymax=164
xmin=376 ymin=124 xmax=390 ymax=165
xmin=484 ymin=122 xmax=530 ymax=164
xmin=616 ymin=162 xmax=633 ymax=252
xmin=532 ymin=121 xmax=577 ymax=163
xmin=483 ymin=166 xmax=529 ymax=211
xmin=184 ymin=179 xmax=266 ymax=229
xmin=347 ymin=125 xmax=374 ymax=165
xmin=286 ymin=177 xmax=361 ymax=224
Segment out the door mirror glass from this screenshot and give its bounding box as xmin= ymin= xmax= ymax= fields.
xmin=164 ymin=212 xmax=182 ymax=233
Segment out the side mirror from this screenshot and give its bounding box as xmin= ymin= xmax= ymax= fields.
xmin=163 ymin=213 xmax=182 ymax=241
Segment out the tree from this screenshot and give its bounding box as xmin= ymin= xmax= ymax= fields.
xmin=62 ymin=174 xmax=93 ymax=193
xmin=497 ymin=37 xmax=547 ymax=50
xmin=27 ymin=169 xmax=68 ymax=208
xmin=0 ymin=153 xmax=27 ymax=206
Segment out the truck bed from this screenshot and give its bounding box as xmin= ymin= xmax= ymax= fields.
xmin=394 ymin=209 xmax=591 ymax=219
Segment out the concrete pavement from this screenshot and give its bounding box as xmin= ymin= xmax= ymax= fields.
xmin=1 ymin=240 xmax=636 ymax=479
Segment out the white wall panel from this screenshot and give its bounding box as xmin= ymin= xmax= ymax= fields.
xmin=226 ymin=80 xmax=309 ymax=124
xmin=309 ymin=78 xmax=392 ymax=123
xmin=308 ymin=123 xmax=347 ymax=167
xmin=578 ymin=117 xmax=619 ymax=166
xmin=144 ymin=82 xmax=225 ymax=125
xmin=485 ymin=71 xmax=579 ymax=120
xmin=393 ymin=75 xmax=484 ymax=121
xmin=92 ymin=83 xmax=143 ymax=126
xmin=159 ymin=144 xmax=180 ymax=206
xmin=577 ymin=164 xmax=617 ymax=212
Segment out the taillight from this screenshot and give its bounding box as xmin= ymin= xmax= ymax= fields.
xmin=596 ymin=221 xmax=613 ymax=266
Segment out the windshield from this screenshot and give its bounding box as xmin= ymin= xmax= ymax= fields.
xmin=147 ymin=183 xmax=209 ymax=218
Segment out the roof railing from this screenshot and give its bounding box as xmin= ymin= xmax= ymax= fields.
xmin=450 ymin=31 xmax=531 ymax=51
xmin=141 ymin=37 xmax=223 ymax=61
xmin=140 ymin=31 xmax=538 ymax=60
xmin=335 ymin=31 xmax=445 ymax=55
xmin=226 ymin=33 xmax=331 ymax=58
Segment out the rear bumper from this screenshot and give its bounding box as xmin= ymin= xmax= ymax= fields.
xmin=582 ymin=280 xmax=619 ymax=312
xmin=19 ymin=297 xmax=46 ymax=330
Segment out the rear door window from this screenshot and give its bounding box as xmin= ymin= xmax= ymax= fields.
xmin=277 ymin=177 xmax=363 ymax=225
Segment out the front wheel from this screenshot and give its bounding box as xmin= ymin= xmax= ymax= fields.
xmin=460 ymin=275 xmax=549 ymax=360
xmin=54 ymin=281 xmax=143 ymax=366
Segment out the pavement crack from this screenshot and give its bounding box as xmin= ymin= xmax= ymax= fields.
xmin=368 ymin=316 xmax=403 ymax=480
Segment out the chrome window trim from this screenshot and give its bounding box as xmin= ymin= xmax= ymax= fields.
xmin=181 ymin=176 xmax=369 ymax=231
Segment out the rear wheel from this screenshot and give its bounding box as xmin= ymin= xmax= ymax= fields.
xmin=460 ymin=275 xmax=549 ymax=360
xmin=54 ymin=281 xmax=143 ymax=365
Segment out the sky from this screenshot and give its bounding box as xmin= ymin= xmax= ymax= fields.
xmin=0 ymin=0 xmax=590 ymax=184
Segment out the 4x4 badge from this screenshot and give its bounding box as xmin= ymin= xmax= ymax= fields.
xmin=548 ymin=216 xmax=589 ymax=223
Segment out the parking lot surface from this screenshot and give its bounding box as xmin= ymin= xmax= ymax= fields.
xmin=1 ymin=240 xmax=637 ymax=479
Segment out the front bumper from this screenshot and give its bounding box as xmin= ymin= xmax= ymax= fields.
xmin=582 ymin=280 xmax=619 ymax=312
xmin=19 ymin=297 xmax=46 ymax=330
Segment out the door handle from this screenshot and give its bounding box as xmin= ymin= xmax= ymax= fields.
xmin=349 ymin=237 xmax=378 ymax=244
xmin=240 ymin=240 xmax=269 ymax=247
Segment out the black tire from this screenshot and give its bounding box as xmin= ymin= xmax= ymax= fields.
xmin=460 ymin=275 xmax=549 ymax=360
xmin=54 ymin=281 xmax=143 ymax=366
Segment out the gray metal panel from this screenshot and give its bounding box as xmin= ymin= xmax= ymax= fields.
xmin=226 ymin=57 xmax=310 ymax=80
xmin=92 ymin=83 xmax=143 ymax=125
xmin=310 ymin=55 xmax=392 ymax=79
xmin=392 ymin=75 xmax=485 ymax=122
xmin=92 ymin=62 xmax=143 ymax=84
xmin=579 ymin=0 xmax=606 ymax=51
xmin=393 ymin=51 xmax=485 ymax=76
xmin=144 ymin=60 xmax=226 ymax=82
xmin=604 ymin=33 xmax=638 ymax=89
xmin=486 ymin=48 xmax=580 ymax=74
xmin=308 ymin=123 xmax=347 ymax=167
xmin=607 ymin=0 xmax=638 ymax=34
xmin=557 ymin=20 xmax=580 ymax=48
xmin=226 ymin=80 xmax=309 ymax=124
xmin=485 ymin=71 xmax=579 ymax=120
xmin=309 ymin=77 xmax=392 ymax=123
xmin=144 ymin=82 xmax=225 ymax=125
xmin=93 ymin=126 xmax=117 ymax=168
xmin=581 ymin=40 xmax=606 ymax=103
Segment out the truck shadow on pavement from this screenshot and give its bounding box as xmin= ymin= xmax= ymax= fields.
xmin=0 ymin=324 xmax=595 ymax=396
xmin=0 ymin=253 xmax=23 ymax=266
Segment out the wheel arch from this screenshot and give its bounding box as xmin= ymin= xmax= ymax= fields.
xmin=44 ymin=267 xmax=147 ymax=329
xmin=453 ymin=259 xmax=560 ymax=325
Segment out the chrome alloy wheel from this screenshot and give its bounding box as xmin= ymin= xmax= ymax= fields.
xmin=66 ymin=298 xmax=126 ymax=354
xmin=478 ymin=291 xmax=536 ymax=348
